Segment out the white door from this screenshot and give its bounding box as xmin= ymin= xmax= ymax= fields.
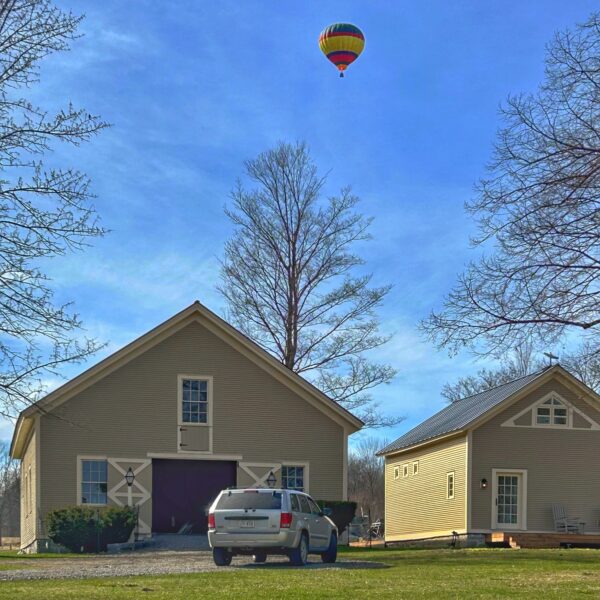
xmin=493 ymin=470 xmax=527 ymax=530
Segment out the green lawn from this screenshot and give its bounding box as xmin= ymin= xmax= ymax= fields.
xmin=2 ymin=547 xmax=600 ymax=599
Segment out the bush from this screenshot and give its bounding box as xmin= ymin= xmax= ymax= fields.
xmin=47 ymin=506 xmax=137 ymax=553
xmin=316 ymin=500 xmax=357 ymax=536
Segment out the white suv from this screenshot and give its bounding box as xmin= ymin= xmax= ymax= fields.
xmin=207 ymin=488 xmax=338 ymax=566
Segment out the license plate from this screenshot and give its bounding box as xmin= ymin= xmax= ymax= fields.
xmin=240 ymin=520 xmax=255 ymax=528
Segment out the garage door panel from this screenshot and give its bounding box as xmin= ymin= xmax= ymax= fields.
xmin=152 ymin=459 xmax=236 ymax=533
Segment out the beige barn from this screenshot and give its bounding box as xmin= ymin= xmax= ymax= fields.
xmin=10 ymin=302 xmax=362 ymax=552
xmin=379 ymin=366 xmax=600 ymax=548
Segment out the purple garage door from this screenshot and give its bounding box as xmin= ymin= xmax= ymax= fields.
xmin=152 ymin=459 xmax=237 ymax=534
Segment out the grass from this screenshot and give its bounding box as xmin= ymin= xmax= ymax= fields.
xmin=2 ymin=547 xmax=600 ymax=598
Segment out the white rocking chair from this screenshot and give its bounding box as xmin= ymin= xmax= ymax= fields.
xmin=552 ymin=504 xmax=585 ymax=534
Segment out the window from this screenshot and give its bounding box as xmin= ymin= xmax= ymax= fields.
xmin=298 ymin=494 xmax=311 ymax=514
xmin=394 ymin=466 xmax=400 ymax=480
xmin=307 ymin=497 xmax=321 ymax=515
xmin=447 ymin=472 xmax=455 ymax=499
xmin=290 ymin=493 xmax=301 ymax=512
xmin=81 ymin=460 xmax=108 ymax=505
xmin=536 ymin=397 xmax=568 ymax=426
xmin=412 ymin=461 xmax=419 ymax=476
xmin=216 ymin=490 xmax=282 ymax=510
xmin=281 ymin=466 xmax=304 ymax=491
xmin=403 ymin=464 xmax=409 ymax=478
xmin=181 ymin=378 xmax=209 ymax=424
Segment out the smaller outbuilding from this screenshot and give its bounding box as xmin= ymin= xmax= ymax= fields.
xmin=378 ymin=365 xmax=600 ymax=548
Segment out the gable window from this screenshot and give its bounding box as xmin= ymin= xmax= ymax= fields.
xmin=403 ymin=464 xmax=409 ymax=478
xmin=412 ymin=461 xmax=419 ymax=476
xmin=81 ymin=460 xmax=107 ymax=505
xmin=181 ymin=378 xmax=209 ymax=424
xmin=536 ymin=397 xmax=568 ymax=427
xmin=447 ymin=472 xmax=455 ymax=500
xmin=282 ymin=466 xmax=304 ymax=491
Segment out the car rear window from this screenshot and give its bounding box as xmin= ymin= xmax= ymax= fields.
xmin=216 ymin=490 xmax=282 ymax=510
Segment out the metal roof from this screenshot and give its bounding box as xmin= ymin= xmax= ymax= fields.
xmin=377 ymin=370 xmax=546 ymax=455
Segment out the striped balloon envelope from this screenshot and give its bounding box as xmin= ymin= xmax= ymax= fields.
xmin=319 ymin=23 xmax=365 ymax=77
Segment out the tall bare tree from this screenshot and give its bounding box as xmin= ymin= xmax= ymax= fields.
xmin=442 ymin=342 xmax=543 ymax=403
xmin=220 ymin=142 xmax=397 ymax=427
xmin=0 ymin=0 xmax=107 ymax=418
xmin=0 ymin=444 xmax=19 ymax=541
xmin=348 ymin=436 xmax=387 ymax=521
xmin=422 ymin=13 xmax=600 ymax=361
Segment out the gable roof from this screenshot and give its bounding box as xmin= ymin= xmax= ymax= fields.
xmin=377 ymin=369 xmax=549 ymax=456
xmin=10 ymin=301 xmax=363 ymax=458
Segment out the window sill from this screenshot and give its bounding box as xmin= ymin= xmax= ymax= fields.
xmin=179 ymin=422 xmax=211 ymax=427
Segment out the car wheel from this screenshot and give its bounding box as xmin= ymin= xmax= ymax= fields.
xmin=321 ymin=532 xmax=337 ymax=564
xmin=289 ymin=532 xmax=309 ymax=566
xmin=213 ymin=547 xmax=232 ymax=566
xmin=253 ymin=552 xmax=267 ymax=563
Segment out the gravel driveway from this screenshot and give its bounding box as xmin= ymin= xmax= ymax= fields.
xmin=0 ymin=550 xmax=384 ymax=581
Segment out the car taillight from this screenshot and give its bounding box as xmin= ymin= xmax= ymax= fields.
xmin=208 ymin=513 xmax=216 ymax=530
xmin=280 ymin=512 xmax=293 ymax=529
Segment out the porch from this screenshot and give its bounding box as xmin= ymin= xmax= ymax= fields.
xmin=486 ymin=531 xmax=600 ymax=549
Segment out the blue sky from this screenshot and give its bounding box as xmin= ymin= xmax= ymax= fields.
xmin=1 ymin=0 xmax=597 ymax=447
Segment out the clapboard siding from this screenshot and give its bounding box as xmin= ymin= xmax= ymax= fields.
xmin=39 ymin=320 xmax=345 ymax=531
xmin=19 ymin=425 xmax=37 ymax=548
xmin=471 ymin=379 xmax=600 ymax=532
xmin=385 ymin=435 xmax=467 ymax=540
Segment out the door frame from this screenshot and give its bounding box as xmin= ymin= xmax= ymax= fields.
xmin=491 ymin=468 xmax=528 ymax=530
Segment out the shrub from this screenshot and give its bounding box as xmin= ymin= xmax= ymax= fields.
xmin=316 ymin=500 xmax=357 ymax=536
xmin=47 ymin=506 xmax=136 ymax=553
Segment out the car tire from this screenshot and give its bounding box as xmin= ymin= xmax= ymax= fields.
xmin=289 ymin=532 xmax=309 ymax=566
xmin=213 ymin=547 xmax=232 ymax=566
xmin=321 ymin=532 xmax=337 ymax=563
xmin=253 ymin=552 xmax=267 ymax=563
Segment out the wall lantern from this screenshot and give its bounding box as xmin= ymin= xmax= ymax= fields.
xmin=480 ymin=478 xmax=488 ymax=490
xmin=266 ymin=471 xmax=276 ymax=488
xmin=125 ymin=467 xmax=135 ymax=487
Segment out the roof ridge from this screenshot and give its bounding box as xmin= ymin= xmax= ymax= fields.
xmin=452 ymin=367 xmax=546 ymax=403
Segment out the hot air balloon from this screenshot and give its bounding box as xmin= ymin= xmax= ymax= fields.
xmin=319 ymin=23 xmax=365 ymax=77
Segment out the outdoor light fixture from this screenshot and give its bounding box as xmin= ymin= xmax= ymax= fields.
xmin=125 ymin=467 xmax=135 ymax=487
xmin=266 ymin=471 xmax=276 ymax=488
xmin=480 ymin=478 xmax=488 ymax=490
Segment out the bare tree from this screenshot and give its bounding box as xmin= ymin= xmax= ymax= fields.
xmin=561 ymin=342 xmax=600 ymax=392
xmin=220 ymin=142 xmax=397 ymax=427
xmin=348 ymin=436 xmax=387 ymax=521
xmin=0 ymin=0 xmax=108 ymax=418
xmin=0 ymin=444 xmax=19 ymax=542
xmin=442 ymin=341 xmax=543 ymax=403
xmin=422 ymin=13 xmax=600 ymax=360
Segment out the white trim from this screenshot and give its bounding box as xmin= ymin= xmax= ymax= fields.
xmin=281 ymin=463 xmax=310 ymax=493
xmin=239 ymin=461 xmax=310 ymax=493
xmin=447 ymin=471 xmax=455 ymax=500
xmin=106 ymin=458 xmax=152 ymax=534
xmin=147 ymin=452 xmax=243 ymax=461
xmin=501 ymin=390 xmax=600 ymax=430
xmin=76 ymin=455 xmax=108 ymax=507
xmin=342 ymin=431 xmax=348 ymax=501
xmin=34 ymin=416 xmax=41 ymax=538
xmin=466 ymin=430 xmax=472 ymax=531
xmin=491 ymin=468 xmax=528 ymax=531
xmin=11 ymin=302 xmax=362 ymax=460
xmin=177 ymin=374 xmax=213 ymax=453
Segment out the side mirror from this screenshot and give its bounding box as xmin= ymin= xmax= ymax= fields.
xmin=322 ymin=507 xmax=332 ymax=517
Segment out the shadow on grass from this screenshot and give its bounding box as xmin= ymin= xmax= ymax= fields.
xmin=238 ymin=559 xmax=389 ymax=570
